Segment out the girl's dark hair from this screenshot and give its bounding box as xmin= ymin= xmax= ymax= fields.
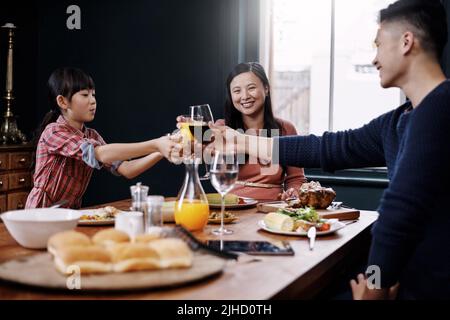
xmin=31 ymin=67 xmax=95 ymax=170
xmin=224 ymin=62 xmax=281 ymax=135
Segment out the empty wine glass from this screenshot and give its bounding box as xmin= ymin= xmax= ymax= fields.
xmin=209 ymin=149 xmax=239 ymax=235
xmin=190 ymin=104 xmax=214 ymax=180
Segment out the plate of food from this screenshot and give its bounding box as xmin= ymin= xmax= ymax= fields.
xmin=78 ymin=206 xmax=124 ymax=226
xmin=207 ymin=193 xmax=258 ymax=209
xmin=258 ymin=207 xmax=346 ymax=236
xmin=208 ymin=211 xmax=238 ymax=224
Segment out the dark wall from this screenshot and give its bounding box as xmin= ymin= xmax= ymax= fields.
xmin=0 ymin=0 xmax=258 ymax=206
xmin=36 ymin=0 xmax=250 ymax=206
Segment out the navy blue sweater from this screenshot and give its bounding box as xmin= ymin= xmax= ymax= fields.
xmin=276 ymin=80 xmax=450 ymax=299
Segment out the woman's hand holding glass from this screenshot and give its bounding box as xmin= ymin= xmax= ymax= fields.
xmin=207 ymin=122 xmax=274 ymax=165
xmin=205 ymin=122 xmax=246 ymax=156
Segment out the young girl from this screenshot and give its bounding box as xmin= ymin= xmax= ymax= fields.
xmin=26 ymin=67 xmax=179 ymax=209
xmin=216 ymin=62 xmax=307 ymax=200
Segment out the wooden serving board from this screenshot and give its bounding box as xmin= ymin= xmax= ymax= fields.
xmin=0 ymin=252 xmax=225 ymax=291
xmin=257 ymin=202 xmax=360 ymax=221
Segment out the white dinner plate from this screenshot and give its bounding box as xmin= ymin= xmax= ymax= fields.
xmin=208 ymin=197 xmax=258 ymax=209
xmin=77 ymin=209 xmax=124 ymax=226
xmin=257 ymin=219 xmax=346 ymax=236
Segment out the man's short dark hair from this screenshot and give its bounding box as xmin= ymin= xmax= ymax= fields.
xmin=379 ymin=0 xmax=448 ymax=60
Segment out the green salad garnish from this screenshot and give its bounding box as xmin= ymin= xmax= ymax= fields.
xmin=277 ymin=207 xmax=321 ymax=223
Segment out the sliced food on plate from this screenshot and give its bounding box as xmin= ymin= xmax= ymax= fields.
xmin=206 ymin=193 xmax=257 ymax=209
xmin=261 ymin=207 xmax=345 ymax=236
xmin=206 ymin=193 xmax=245 ymax=205
xmin=208 ymin=211 xmax=237 ymax=224
xmin=79 ymin=206 xmax=123 ymax=224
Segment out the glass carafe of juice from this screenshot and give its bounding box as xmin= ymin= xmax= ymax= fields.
xmin=175 ymin=158 xmax=209 ymax=231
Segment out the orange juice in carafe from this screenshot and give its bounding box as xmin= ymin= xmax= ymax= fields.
xmin=175 ymin=157 xmax=209 ymax=231
xmin=174 ymin=200 xmax=209 ymax=231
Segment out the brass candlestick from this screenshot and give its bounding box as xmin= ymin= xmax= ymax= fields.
xmin=1 ymin=23 xmax=26 ymax=144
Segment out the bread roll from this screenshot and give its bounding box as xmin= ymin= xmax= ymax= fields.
xmin=264 ymin=212 xmax=294 ymax=231
xmin=133 ymin=233 xmax=161 ymax=243
xmin=47 ymin=231 xmax=92 ymax=256
xmin=54 ymin=246 xmax=112 ymax=274
xmin=148 ymin=238 xmax=193 ymax=268
xmin=110 ymin=243 xmax=161 ymax=272
xmin=92 ymin=229 xmax=130 ymax=247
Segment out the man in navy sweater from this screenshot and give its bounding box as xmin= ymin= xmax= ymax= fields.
xmin=208 ymin=0 xmax=450 ymax=299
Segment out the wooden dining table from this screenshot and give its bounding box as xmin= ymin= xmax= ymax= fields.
xmin=0 ymin=199 xmax=378 ymax=300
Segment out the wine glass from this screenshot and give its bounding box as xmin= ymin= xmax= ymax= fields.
xmin=209 ymin=149 xmax=239 ymax=235
xmin=190 ymin=104 xmax=214 ymax=180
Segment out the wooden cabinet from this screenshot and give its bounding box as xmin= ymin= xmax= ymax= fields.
xmin=0 ymin=194 xmax=6 ymax=212
xmin=7 ymin=192 xmax=28 ymax=210
xmin=0 ymin=144 xmax=34 ymax=213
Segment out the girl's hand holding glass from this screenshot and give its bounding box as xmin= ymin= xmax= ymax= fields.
xmin=155 ymin=134 xmax=182 ymax=160
xmin=175 ymin=115 xmax=205 ymax=162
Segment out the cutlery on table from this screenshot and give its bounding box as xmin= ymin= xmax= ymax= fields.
xmin=329 ymin=202 xmax=355 ymax=210
xmin=307 ymin=226 xmax=316 ymax=251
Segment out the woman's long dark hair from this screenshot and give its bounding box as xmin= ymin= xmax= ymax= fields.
xmin=224 ymin=62 xmax=281 ymax=136
xmin=31 ymin=67 xmax=95 ymax=171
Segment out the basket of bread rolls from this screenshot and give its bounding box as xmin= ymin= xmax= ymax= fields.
xmin=47 ymin=229 xmax=193 ymax=275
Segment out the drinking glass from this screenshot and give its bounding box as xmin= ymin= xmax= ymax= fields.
xmin=190 ymin=104 xmax=214 ymax=180
xmin=178 ymin=114 xmax=203 ymax=161
xmin=209 ymin=150 xmax=239 ymax=235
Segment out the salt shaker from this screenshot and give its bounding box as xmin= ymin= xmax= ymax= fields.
xmin=147 ymin=195 xmax=165 ymax=227
xmin=130 ymin=182 xmax=149 ymax=232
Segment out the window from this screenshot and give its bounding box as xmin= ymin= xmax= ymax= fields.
xmin=260 ymin=0 xmax=402 ymax=135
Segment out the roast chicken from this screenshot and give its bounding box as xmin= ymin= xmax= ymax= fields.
xmin=288 ymin=181 xmax=336 ymax=209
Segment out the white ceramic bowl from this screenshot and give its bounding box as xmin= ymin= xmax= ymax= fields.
xmin=0 ymin=208 xmax=82 ymax=249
